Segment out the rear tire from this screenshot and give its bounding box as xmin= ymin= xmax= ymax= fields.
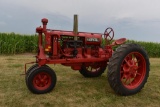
xmin=79 ymin=62 xmax=107 ymax=77
xmin=107 ymin=43 xmax=150 ymax=96
xmin=26 ymin=66 xmax=57 ymax=94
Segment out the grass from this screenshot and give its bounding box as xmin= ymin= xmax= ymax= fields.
xmin=0 ymin=55 xmax=160 ymax=107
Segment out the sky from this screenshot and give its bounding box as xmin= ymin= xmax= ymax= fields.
xmin=0 ymin=0 xmax=160 ymax=42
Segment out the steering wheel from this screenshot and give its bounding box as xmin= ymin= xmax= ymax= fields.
xmin=104 ymin=27 xmax=114 ymax=41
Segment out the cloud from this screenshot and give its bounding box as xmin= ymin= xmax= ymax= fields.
xmin=0 ymin=0 xmax=160 ymax=42
xmin=0 ymin=21 xmax=6 ymax=26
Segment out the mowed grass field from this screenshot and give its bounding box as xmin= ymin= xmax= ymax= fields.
xmin=0 ymin=54 xmax=160 ymax=107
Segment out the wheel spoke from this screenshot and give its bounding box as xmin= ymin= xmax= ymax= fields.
xmin=121 ymin=74 xmax=127 ymax=83
xmin=108 ymin=30 xmax=112 ymax=34
xmin=136 ymin=60 xmax=140 ymax=63
xmin=123 ymin=77 xmax=129 ymax=84
xmin=38 ymin=74 xmax=41 ymax=80
xmin=43 ymin=75 xmax=47 ymax=80
xmin=128 ymin=78 xmax=133 ymax=85
xmin=124 ymin=59 xmax=130 ymax=66
xmin=108 ymin=36 xmax=112 ymax=39
xmin=90 ymin=67 xmax=93 ymax=71
xmin=105 ymin=33 xmax=109 ymax=36
xmin=136 ymin=72 xmax=141 ymax=76
xmin=125 ymin=77 xmax=132 ymax=85
xmin=35 ymin=80 xmax=40 ymax=85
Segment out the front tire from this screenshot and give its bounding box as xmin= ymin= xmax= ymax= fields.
xmin=26 ymin=66 xmax=57 ymax=94
xmin=107 ymin=43 xmax=150 ymax=96
xmin=25 ymin=64 xmax=38 ymax=85
xmin=25 ymin=64 xmax=50 ymax=86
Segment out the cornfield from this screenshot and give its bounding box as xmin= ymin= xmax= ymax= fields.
xmin=0 ymin=32 xmax=160 ymax=57
xmin=126 ymin=40 xmax=160 ymax=58
xmin=0 ymin=32 xmax=38 ymax=54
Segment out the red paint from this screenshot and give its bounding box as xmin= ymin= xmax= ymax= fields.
xmin=120 ymin=52 xmax=146 ymax=89
xmin=33 ymin=72 xmax=51 ymax=91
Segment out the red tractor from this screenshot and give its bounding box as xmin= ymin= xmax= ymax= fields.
xmin=25 ymin=15 xmax=150 ymax=96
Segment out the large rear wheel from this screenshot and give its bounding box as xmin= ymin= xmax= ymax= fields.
xmin=79 ymin=62 xmax=107 ymax=77
xmin=107 ymin=43 xmax=150 ymax=96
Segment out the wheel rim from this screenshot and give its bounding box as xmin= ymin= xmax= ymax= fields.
xmin=120 ymin=52 xmax=146 ymax=89
xmin=85 ymin=62 xmax=105 ymax=72
xmin=33 ymin=72 xmax=51 ymax=91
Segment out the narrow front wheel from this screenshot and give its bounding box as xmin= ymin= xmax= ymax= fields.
xmin=26 ymin=66 xmax=57 ymax=94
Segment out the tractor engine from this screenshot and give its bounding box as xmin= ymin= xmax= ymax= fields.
xmin=60 ymin=34 xmax=102 ymax=59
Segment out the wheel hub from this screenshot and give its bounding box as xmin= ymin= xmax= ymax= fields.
xmin=121 ymin=52 xmax=146 ymax=89
xmin=33 ymin=72 xmax=51 ymax=90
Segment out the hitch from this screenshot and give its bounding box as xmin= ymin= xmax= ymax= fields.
xmin=22 ymin=62 xmax=36 ymax=75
